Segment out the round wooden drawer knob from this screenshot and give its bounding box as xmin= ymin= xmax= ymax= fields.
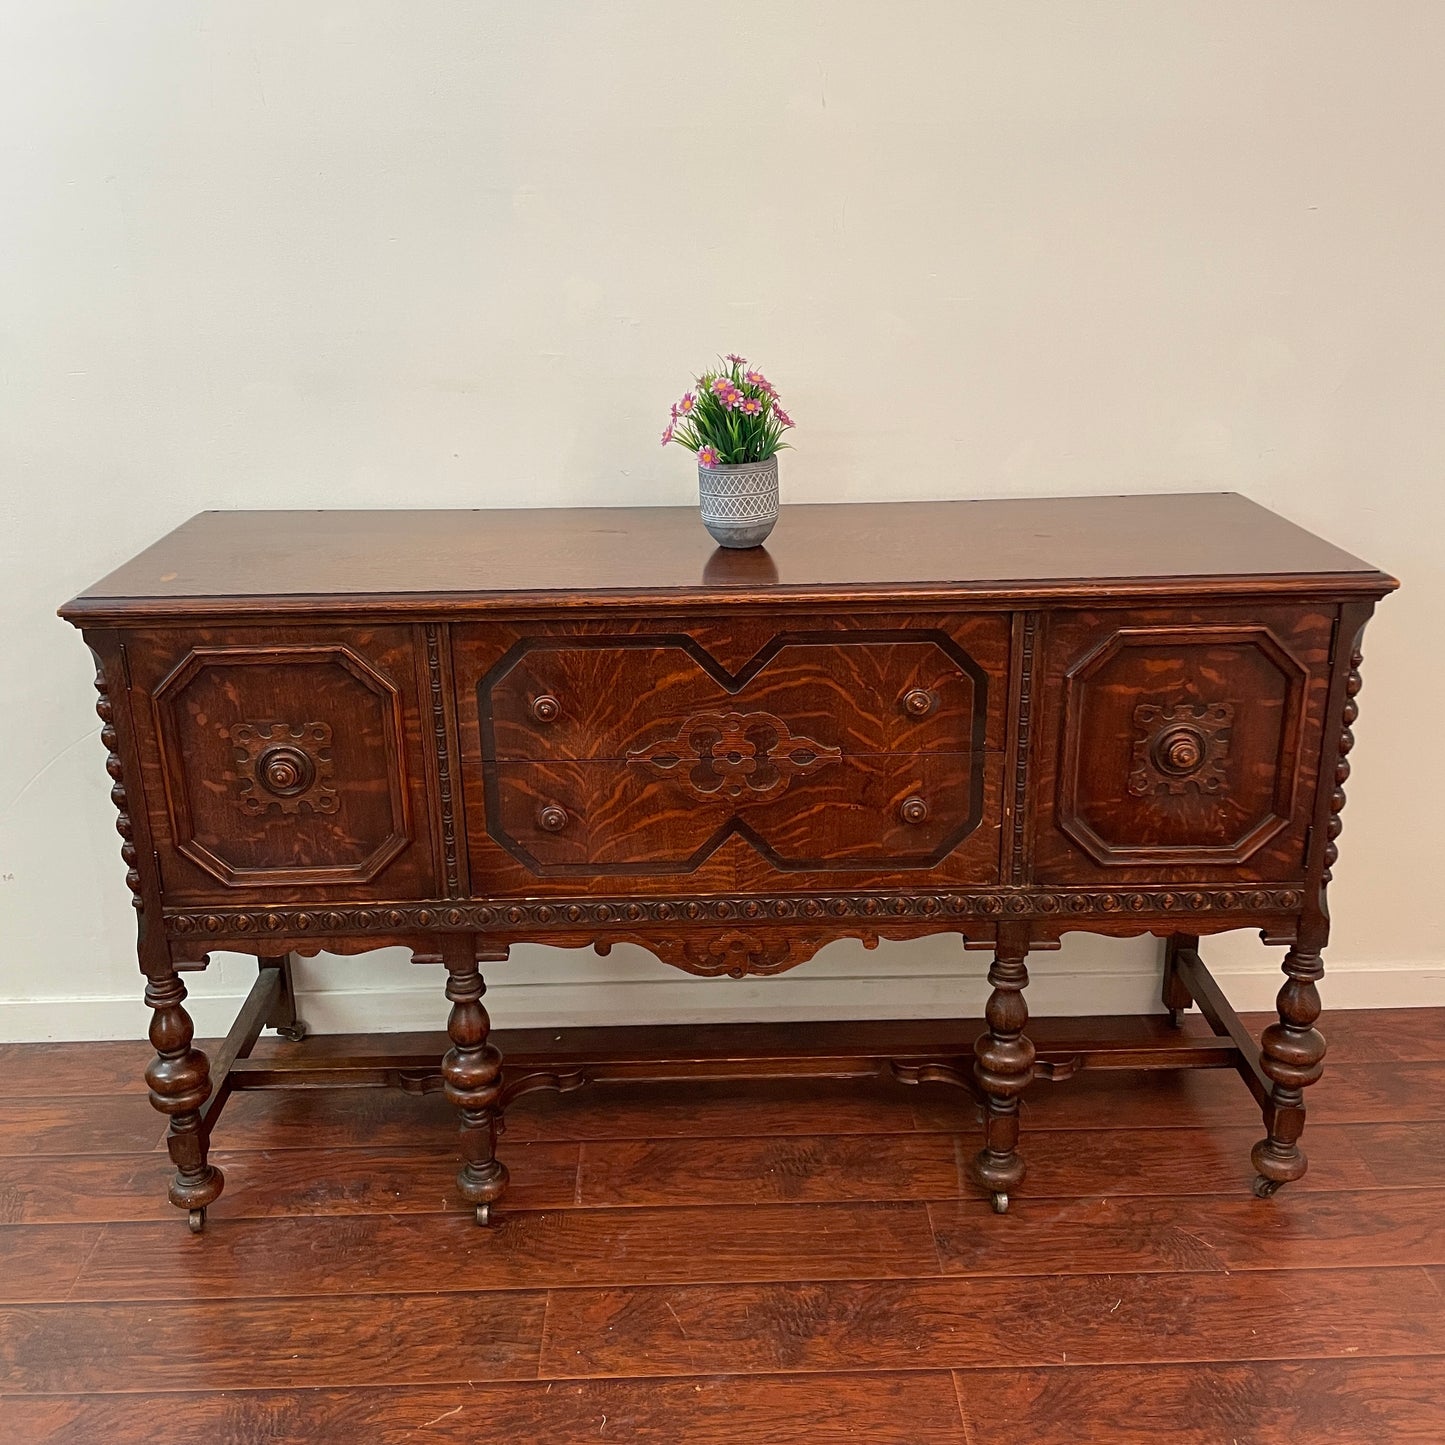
xmin=537 ymin=804 xmax=569 ymax=832
xmin=902 ymin=688 xmax=935 ymax=717
xmin=531 ymin=694 xmax=561 ymax=724
xmin=899 ymin=794 xmax=929 ymax=826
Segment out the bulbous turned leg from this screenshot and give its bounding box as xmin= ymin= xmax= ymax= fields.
xmin=1251 ymin=944 xmax=1327 ymax=1196
xmin=442 ymin=950 xmax=508 ymax=1225
xmin=143 ymin=969 xmax=223 ymax=1226
xmin=969 ymin=932 xmax=1035 ymax=1213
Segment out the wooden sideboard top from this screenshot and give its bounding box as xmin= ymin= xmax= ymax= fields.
xmin=61 ymin=492 xmax=1396 ymax=622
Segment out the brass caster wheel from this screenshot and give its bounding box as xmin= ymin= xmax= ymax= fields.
xmin=475 ymin=1202 xmax=493 ymax=1227
xmin=1252 ymin=1175 xmax=1283 ymax=1200
xmin=991 ymin=1192 xmax=1009 ymax=1215
xmin=276 ymin=1021 xmax=309 ymax=1043
xmin=188 ymin=1207 xmax=206 ymax=1234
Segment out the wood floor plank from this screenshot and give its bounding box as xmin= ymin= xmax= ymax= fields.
xmin=576 ymin=1123 xmax=1375 ymax=1207
xmin=0 ymin=1372 xmax=973 ymax=1444
xmin=538 ymin=1267 xmax=1445 ymax=1377
xmin=0 ymin=1040 xmax=156 ymax=1099
xmin=929 ymin=1189 xmax=1445 ymax=1277
xmin=211 ymin=1085 xmax=457 ymax=1150
xmin=1350 ymin=1122 xmax=1445 ymax=1188
xmin=0 ymin=1291 xmax=546 ymax=1393
xmin=578 ymin=1131 xmax=968 ymax=1207
xmin=911 ymin=1060 xmax=1445 ymax=1134
xmin=0 ymin=1141 xmax=580 ymax=1225
xmin=0 ymin=1097 xmax=164 ymax=1157
xmin=504 ymin=1076 xmax=925 ymax=1142
xmin=65 ymin=1200 xmax=942 ymax=1301
xmin=0 ymin=1224 xmax=103 ymax=1304
xmin=1021 ymin=1121 xmax=1374 ymax=1197
xmin=953 ymin=1358 xmax=1445 ymax=1445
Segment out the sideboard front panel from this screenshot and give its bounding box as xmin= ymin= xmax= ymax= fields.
xmin=1031 ymin=604 xmax=1336 ymax=885
xmin=455 ymin=613 xmax=1010 ymax=895
xmin=125 ymin=625 xmax=440 ymax=901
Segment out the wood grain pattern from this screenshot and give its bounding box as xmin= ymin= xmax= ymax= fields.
xmin=928 ymin=1190 xmax=1445 ymax=1277
xmin=953 ymin=1359 xmax=1445 ymax=1445
xmin=62 ymin=1201 xmax=941 ymax=1302
xmin=0 ymin=1097 xmax=165 ymax=1156
xmin=0 ymin=1224 xmax=104 ymax=1303
xmin=0 ymin=1143 xmax=580 ymax=1225
xmin=0 ymin=1372 xmax=976 ymax=1445
xmin=60 ymin=495 xmax=1392 ymax=619
xmin=538 ymin=1267 xmax=1445 ymax=1377
xmin=0 ymin=1290 xmax=547 ymax=1392
xmin=1 ymin=1018 xmax=1444 ymax=1441
xmin=574 ymin=1123 xmax=1375 ymax=1206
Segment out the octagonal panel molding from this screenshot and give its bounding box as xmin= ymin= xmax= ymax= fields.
xmin=1058 ymin=624 xmax=1308 ymax=867
xmin=152 ymin=644 xmax=411 ymax=887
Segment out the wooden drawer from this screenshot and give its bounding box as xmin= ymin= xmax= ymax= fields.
xmin=484 ymin=634 xmax=985 ymax=761
xmin=490 ymin=750 xmax=982 ymax=876
xmin=455 ymin=615 xmax=1010 ymax=892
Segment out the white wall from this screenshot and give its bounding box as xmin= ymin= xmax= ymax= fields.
xmin=3 ymin=3 xmax=1442 ymax=1041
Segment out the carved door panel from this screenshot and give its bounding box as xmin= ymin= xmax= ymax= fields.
xmin=1031 ymin=605 xmax=1336 ymax=885
xmin=123 ymin=625 xmax=439 ymax=901
xmin=454 ymin=614 xmax=1010 ymax=894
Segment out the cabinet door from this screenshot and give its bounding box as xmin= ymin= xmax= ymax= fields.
xmin=126 ymin=625 xmax=440 ymax=901
xmin=1030 ymin=605 xmax=1335 ymax=885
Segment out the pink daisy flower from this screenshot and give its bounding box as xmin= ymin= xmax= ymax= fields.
xmin=737 ymin=395 xmax=764 ymax=416
xmin=677 ymin=391 xmax=697 ymax=415
xmin=660 ymin=423 xmax=675 ymax=446
xmin=697 ymin=444 xmax=721 ymax=469
xmin=743 ymin=369 xmax=775 ymax=395
xmin=725 ymin=352 xmax=746 ymax=367
xmin=772 ymin=403 xmax=795 ymax=428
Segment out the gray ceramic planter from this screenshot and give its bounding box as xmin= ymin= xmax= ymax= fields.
xmin=697 ymin=455 xmax=779 ymax=549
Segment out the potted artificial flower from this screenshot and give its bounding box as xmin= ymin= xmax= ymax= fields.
xmin=662 ymin=354 xmax=795 ymax=548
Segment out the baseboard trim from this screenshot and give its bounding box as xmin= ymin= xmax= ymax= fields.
xmin=3 ymin=963 xmax=1443 ymax=1042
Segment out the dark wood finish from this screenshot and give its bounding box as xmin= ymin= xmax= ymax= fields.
xmin=2 ymin=1013 xmax=1445 ymax=1442
xmin=0 ymin=1375 xmax=977 ymax=1445
xmin=60 ymin=493 xmax=1389 ymax=617
xmin=58 ymin=496 xmax=1396 ymax=1239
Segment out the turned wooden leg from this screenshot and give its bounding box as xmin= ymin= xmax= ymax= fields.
xmin=969 ymin=928 xmax=1034 ymax=1213
xmin=1251 ymin=943 xmax=1327 ymax=1197
xmin=1162 ymin=933 xmax=1197 ymax=1027
xmin=260 ymin=953 xmax=308 ymax=1042
xmin=441 ymin=944 xmax=509 ymax=1225
xmin=144 ymin=968 xmax=223 ymax=1231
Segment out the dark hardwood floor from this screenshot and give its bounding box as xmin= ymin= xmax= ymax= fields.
xmin=2 ymin=1008 xmax=1444 ymax=1443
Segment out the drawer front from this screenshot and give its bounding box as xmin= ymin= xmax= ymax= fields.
xmin=125 ymin=625 xmax=439 ymax=899
xmin=455 ymin=614 xmax=1010 ymax=893
xmin=1031 ymin=604 xmax=1335 ymax=884
xmin=490 ymin=750 xmax=982 ymax=876
xmin=484 ymin=635 xmax=985 ymax=761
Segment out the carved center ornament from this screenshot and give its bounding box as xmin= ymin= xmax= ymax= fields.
xmin=627 ymin=710 xmax=841 ymax=801
xmin=231 ymin=721 xmax=338 ymax=816
xmin=1129 ymin=701 xmax=1233 ymax=797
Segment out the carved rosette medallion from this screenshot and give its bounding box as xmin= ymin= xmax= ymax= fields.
xmin=1129 ymin=702 xmax=1233 ymax=797
xmin=231 ymin=721 xmax=338 ymax=816
xmin=628 ymin=710 xmax=840 ymax=801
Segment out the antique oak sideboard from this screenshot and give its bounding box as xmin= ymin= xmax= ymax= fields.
xmin=60 ymin=494 xmax=1396 ymax=1229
